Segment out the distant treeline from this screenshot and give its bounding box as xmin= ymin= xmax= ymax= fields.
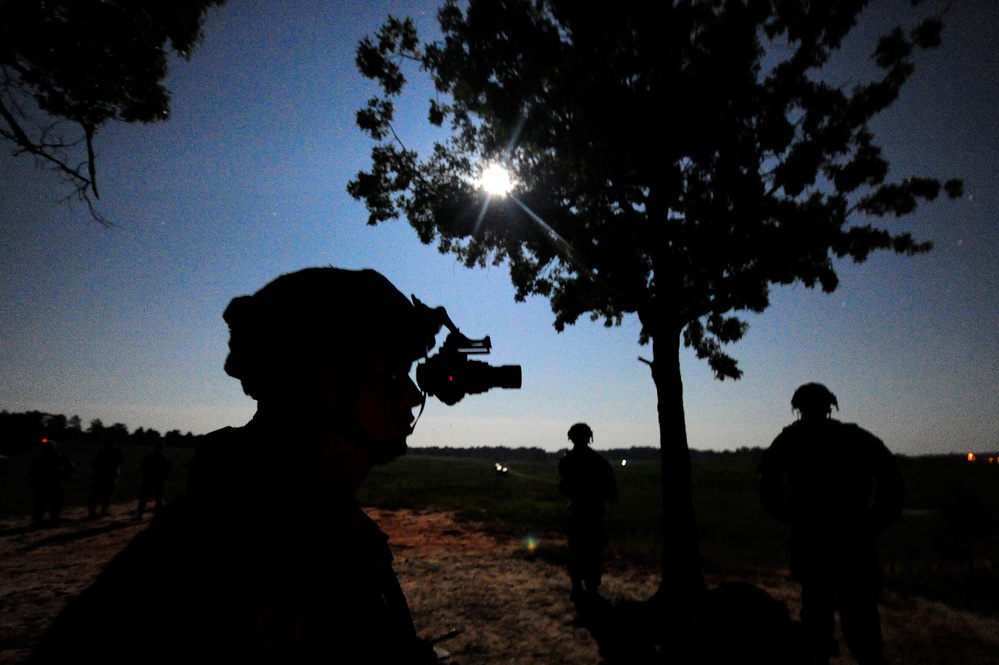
xmin=1 ymin=410 xmax=771 ymax=460
xmin=410 ymin=445 xmax=765 ymax=463
xmin=0 ymin=410 xmax=202 ymax=455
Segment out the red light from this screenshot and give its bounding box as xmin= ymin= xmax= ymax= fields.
xmin=448 ymin=375 xmax=454 ymax=382
xmin=41 ymin=438 xmax=48 ymax=443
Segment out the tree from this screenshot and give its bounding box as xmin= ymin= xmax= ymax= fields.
xmin=0 ymin=410 xmax=46 ymax=454
xmin=43 ymin=413 xmax=68 ymax=439
xmin=0 ymin=0 xmax=225 ymax=223
xmin=132 ymin=426 xmax=164 ymax=448
xmin=105 ymin=422 xmax=131 ymax=443
xmin=87 ymin=418 xmax=105 ymax=440
xmin=350 ymin=0 xmax=962 ymax=648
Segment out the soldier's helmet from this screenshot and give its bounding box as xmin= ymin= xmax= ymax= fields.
xmin=222 ymin=267 xmax=436 ymax=401
xmin=791 ymin=382 xmax=838 ymax=414
xmin=568 ymin=423 xmax=593 ymax=445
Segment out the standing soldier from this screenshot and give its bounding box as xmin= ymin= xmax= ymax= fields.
xmin=27 ymin=439 xmax=74 ymax=527
xmin=759 ymin=383 xmax=904 ymax=665
xmin=88 ymin=437 xmax=124 ymax=518
xmin=134 ymin=441 xmax=172 ymax=520
xmin=558 ymin=422 xmax=619 ymax=605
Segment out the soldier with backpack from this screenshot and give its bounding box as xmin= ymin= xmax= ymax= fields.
xmin=759 ymin=383 xmax=904 ymax=665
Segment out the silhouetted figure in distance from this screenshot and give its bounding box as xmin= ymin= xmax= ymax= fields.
xmin=134 ymin=441 xmax=172 ymax=520
xmin=0 ymin=453 xmax=9 ymax=513
xmin=88 ymin=436 xmax=124 ymax=518
xmin=27 ymin=439 xmax=74 ymax=527
xmin=759 ymin=383 xmax=903 ymax=665
xmin=559 ymin=422 xmax=619 ymax=606
xmin=26 ymin=267 xmax=448 ymax=664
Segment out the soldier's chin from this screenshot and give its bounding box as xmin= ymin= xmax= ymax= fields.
xmin=371 ymin=439 xmax=408 ymax=466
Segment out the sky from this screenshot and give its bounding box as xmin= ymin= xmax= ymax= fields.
xmin=1 ymin=0 xmax=996 ymax=456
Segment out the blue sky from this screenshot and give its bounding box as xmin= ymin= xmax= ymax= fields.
xmin=1 ymin=0 xmax=996 ymax=455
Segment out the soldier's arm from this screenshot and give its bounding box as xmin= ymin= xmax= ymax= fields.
xmin=870 ymin=439 xmax=904 ymax=533
xmin=557 ymin=457 xmax=570 ymax=497
xmin=758 ymin=439 xmax=791 ymax=524
xmin=606 ymin=462 xmax=619 ymax=504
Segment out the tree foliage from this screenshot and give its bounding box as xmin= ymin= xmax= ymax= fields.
xmin=350 ymin=0 xmax=963 ymax=631
xmin=0 ymin=0 xmax=225 ymax=223
xmin=351 ymin=0 xmax=960 ymax=378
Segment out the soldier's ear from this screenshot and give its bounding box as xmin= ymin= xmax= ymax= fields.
xmin=319 ymin=370 xmax=349 ymax=409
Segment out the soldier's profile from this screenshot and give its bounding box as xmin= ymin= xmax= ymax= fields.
xmin=26 ymin=267 xmax=457 ymax=663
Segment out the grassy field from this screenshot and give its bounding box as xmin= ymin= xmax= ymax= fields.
xmin=3 ymin=443 xmax=996 ymax=614
xmin=363 ymin=451 xmax=999 ymax=615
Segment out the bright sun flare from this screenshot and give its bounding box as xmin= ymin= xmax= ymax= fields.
xmin=478 ymin=163 xmax=515 ymax=196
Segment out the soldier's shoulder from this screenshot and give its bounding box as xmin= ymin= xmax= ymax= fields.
xmin=772 ymin=421 xmax=806 ymax=442
xmin=835 ymin=420 xmax=882 ymax=441
xmin=186 ymin=424 xmax=255 ymax=492
xmin=561 ymin=447 xmax=585 ymax=461
xmin=195 ymin=425 xmax=257 ymax=457
xmin=761 ymin=422 xmax=810 ymax=463
xmin=200 ymin=425 xmax=245 ymax=445
xmin=584 ymin=446 xmax=607 ymax=459
xmin=778 ymin=422 xmax=799 ymax=435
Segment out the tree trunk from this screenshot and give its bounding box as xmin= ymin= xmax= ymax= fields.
xmin=650 ymin=324 xmax=704 ymax=654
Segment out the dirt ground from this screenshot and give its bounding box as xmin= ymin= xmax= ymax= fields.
xmin=2 ymin=505 xmax=997 ymax=664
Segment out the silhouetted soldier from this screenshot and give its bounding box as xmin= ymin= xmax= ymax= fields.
xmin=134 ymin=441 xmax=172 ymax=520
xmin=27 ymin=439 xmax=74 ymax=527
xmin=0 ymin=453 xmax=8 ymax=513
xmin=26 ymin=267 xmax=447 ymax=664
xmin=88 ymin=437 xmax=124 ymax=518
xmin=759 ymin=383 xmax=904 ymax=665
xmin=558 ymin=422 xmax=618 ymax=605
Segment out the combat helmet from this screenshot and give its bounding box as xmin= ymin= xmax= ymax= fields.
xmin=790 ymin=382 xmax=838 ymax=414
xmin=567 ymin=423 xmax=593 ymax=445
xmin=222 ymin=267 xmax=438 ymax=400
